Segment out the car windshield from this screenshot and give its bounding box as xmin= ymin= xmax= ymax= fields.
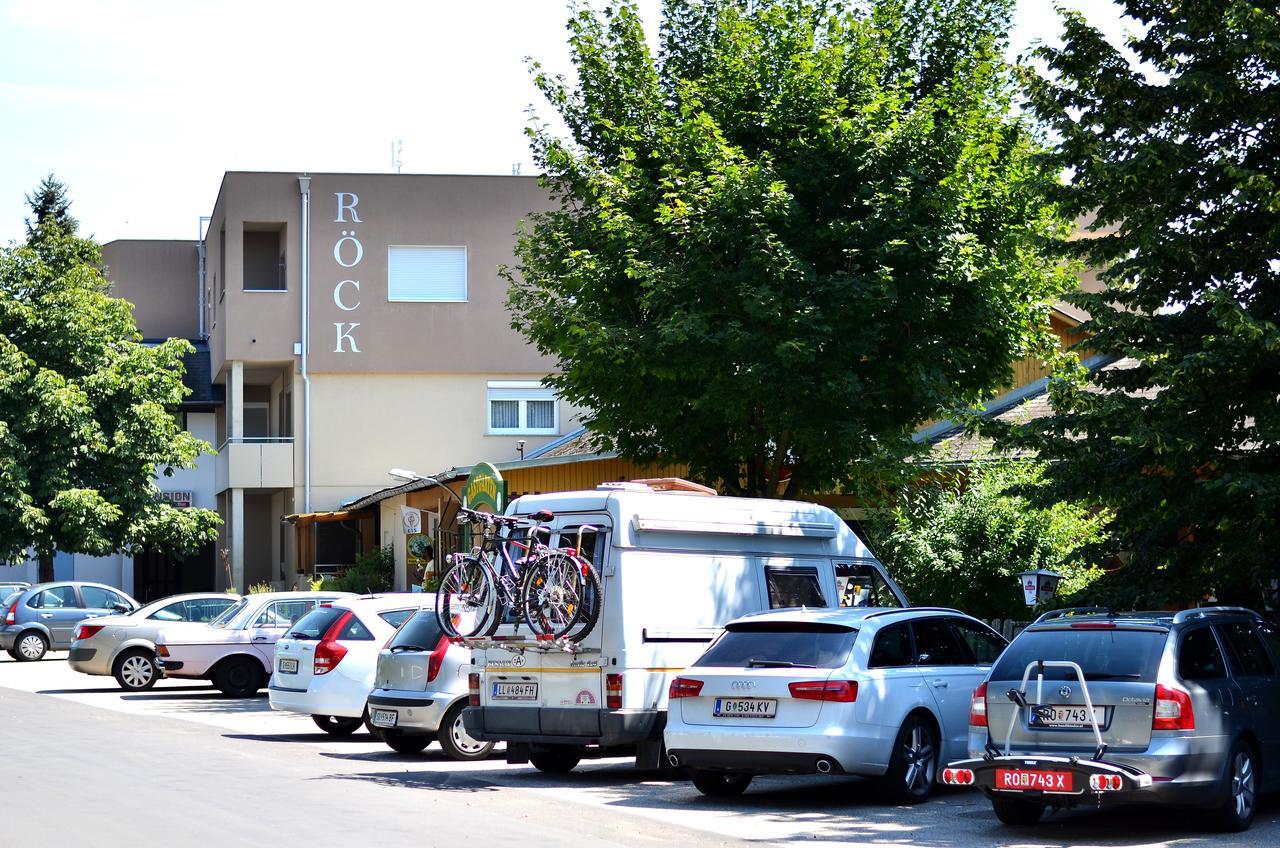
xmin=991 ymin=627 xmax=1167 ymax=683
xmin=388 ymin=610 xmax=445 ymax=652
xmin=209 ymin=597 xmax=247 ymax=628
xmin=696 ymin=622 xmax=858 ymax=669
xmin=285 ymin=606 xmax=346 ymax=640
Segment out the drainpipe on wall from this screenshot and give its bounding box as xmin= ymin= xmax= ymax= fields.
xmin=197 ymin=215 xmax=210 ymax=339
xmin=298 ymin=175 xmax=312 ymax=513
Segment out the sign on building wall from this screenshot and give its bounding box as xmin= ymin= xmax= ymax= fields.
xmin=401 ymin=506 xmax=422 ymax=535
xmin=158 ymin=491 xmax=193 ymax=508
xmin=332 ymin=191 xmax=363 ymax=354
xmin=462 ymin=462 xmax=507 ymax=513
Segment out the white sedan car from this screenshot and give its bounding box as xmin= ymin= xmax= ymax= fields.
xmin=156 ymin=591 xmax=350 ymax=696
xmin=664 ymin=607 xmax=1007 ymax=801
xmin=268 ymin=594 xmax=432 ymax=735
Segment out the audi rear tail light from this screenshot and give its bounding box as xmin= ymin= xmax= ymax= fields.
xmin=74 ymin=624 xmax=105 ymax=641
xmin=668 ymin=677 xmax=704 ymax=699
xmin=788 ymin=680 xmax=858 ymax=702
xmin=970 ymin=681 xmax=989 ymax=727
xmin=426 ymin=635 xmax=450 ymax=683
xmin=468 ymin=672 xmax=480 ymax=706
xmin=606 ymin=673 xmax=623 ymax=710
xmin=1153 ymin=682 xmax=1195 ymax=731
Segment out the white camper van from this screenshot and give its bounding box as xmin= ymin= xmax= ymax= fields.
xmin=461 ymin=482 xmax=908 ymax=772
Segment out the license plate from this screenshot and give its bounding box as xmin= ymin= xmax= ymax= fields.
xmin=370 ymin=709 xmax=398 ymax=728
xmin=995 ymin=768 xmax=1075 ymax=793
xmin=713 ymin=698 xmax=778 ymax=718
xmin=277 ymin=657 xmax=299 ymax=674
xmin=1029 ymin=704 xmax=1106 ymax=728
xmin=492 ymin=682 xmax=538 ymax=700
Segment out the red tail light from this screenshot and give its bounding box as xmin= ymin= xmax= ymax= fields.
xmin=941 ymin=767 xmax=976 ymax=785
xmin=468 ymin=672 xmax=480 ymax=706
xmin=788 ymin=680 xmax=858 ymax=702
xmin=1070 ymin=622 xmax=1117 ymax=629
xmin=669 ymin=677 xmax=704 ymax=699
xmin=1153 ymin=683 xmax=1194 ymax=731
xmin=74 ymin=624 xmax=105 ymax=640
xmin=5 ymin=600 xmax=16 ymax=626
xmin=426 ymin=635 xmax=450 ymax=683
xmin=606 ymin=673 xmax=623 ymax=710
xmin=970 ymin=681 xmax=989 ymax=727
xmin=313 ymin=611 xmax=351 ymax=675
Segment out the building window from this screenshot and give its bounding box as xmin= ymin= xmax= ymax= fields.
xmin=487 ymin=381 xmax=558 ymax=435
xmin=244 ymin=225 xmax=286 ymax=290
xmin=388 ymin=245 xmax=467 ymax=302
xmin=242 ymin=385 xmax=271 ymax=439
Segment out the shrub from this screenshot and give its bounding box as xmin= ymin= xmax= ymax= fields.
xmin=329 ymin=545 xmax=395 ymax=594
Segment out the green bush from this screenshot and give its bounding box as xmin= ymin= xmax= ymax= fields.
xmin=864 ymin=458 xmax=1111 ymax=620
xmin=327 ymin=545 xmax=395 ymax=594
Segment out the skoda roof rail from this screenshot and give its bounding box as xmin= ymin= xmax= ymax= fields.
xmin=1172 ymin=606 xmax=1264 ymax=624
xmin=1032 ymin=606 xmax=1116 ymax=625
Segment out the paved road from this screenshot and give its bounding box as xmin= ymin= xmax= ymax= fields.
xmin=2 ymin=652 xmax=1278 ymax=848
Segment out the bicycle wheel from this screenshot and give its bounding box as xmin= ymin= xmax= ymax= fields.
xmin=562 ymin=560 xmax=602 ymax=642
xmin=435 ymin=556 xmax=497 ymax=638
xmin=520 ymin=551 xmax=589 ymax=639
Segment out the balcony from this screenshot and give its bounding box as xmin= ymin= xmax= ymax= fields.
xmin=215 ymin=437 xmax=295 ymax=492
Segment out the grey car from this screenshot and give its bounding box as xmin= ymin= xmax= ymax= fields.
xmin=1 ymin=582 xmax=139 ymax=661
xmin=946 ymin=606 xmax=1280 ymax=832
xmin=68 ymin=593 xmax=238 ymax=690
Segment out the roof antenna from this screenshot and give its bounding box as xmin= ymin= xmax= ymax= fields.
xmin=391 ymin=140 xmax=403 ymax=173
xmin=511 ymin=163 xmax=522 ymax=175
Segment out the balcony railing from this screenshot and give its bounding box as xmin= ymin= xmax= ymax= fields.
xmin=215 ymin=437 xmax=295 ymax=491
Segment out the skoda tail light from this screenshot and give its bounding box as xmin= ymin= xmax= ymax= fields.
xmin=970 ymin=681 xmax=989 ymax=727
xmin=1153 ymin=682 xmax=1195 ymax=731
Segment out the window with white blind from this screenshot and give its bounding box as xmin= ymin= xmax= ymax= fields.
xmin=487 ymin=381 xmax=558 ymax=435
xmin=388 ymin=245 xmax=467 ymax=302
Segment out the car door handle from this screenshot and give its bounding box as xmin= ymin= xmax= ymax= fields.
xmin=39 ymin=613 xmax=54 ymax=619
xmin=252 ymin=636 xmax=270 ymax=642
xmin=932 ymin=679 xmax=948 ymax=688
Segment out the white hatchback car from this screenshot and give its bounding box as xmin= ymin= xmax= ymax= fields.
xmin=156 ymin=591 xmax=350 ymax=696
xmin=664 ymin=607 xmax=1007 ymax=801
xmin=268 ymin=594 xmax=432 ymax=735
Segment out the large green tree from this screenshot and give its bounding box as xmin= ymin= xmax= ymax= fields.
xmin=1006 ymin=2 xmax=1280 ymax=608
xmin=1 ymin=181 xmax=219 ymax=582
xmin=24 ymin=173 xmax=78 ymax=243
xmin=505 ymin=0 xmax=1072 ymax=496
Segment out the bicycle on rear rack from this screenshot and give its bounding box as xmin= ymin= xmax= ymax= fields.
xmin=433 ymin=506 xmax=601 ymax=641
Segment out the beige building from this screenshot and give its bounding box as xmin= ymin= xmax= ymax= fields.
xmin=104 ymin=172 xmax=576 ymax=592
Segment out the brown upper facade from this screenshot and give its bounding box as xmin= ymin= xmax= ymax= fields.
xmin=199 ymin=171 xmax=555 ymax=381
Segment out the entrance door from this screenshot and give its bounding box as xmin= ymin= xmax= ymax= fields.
xmin=133 ymin=542 xmax=216 ymax=603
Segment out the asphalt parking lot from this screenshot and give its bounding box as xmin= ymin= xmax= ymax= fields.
xmin=2 ymin=651 xmax=1278 ymax=848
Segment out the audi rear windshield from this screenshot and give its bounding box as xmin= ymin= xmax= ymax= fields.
xmin=992 ymin=628 xmax=1167 ymax=683
xmin=696 ymin=623 xmax=858 ymax=669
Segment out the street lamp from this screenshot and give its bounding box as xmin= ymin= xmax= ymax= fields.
xmin=1018 ymin=569 xmax=1063 ymax=606
xmin=388 ymin=468 xmax=422 ymax=482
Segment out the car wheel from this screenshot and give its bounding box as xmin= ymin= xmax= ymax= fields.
xmin=1212 ymin=741 xmax=1258 ymax=832
xmin=13 ymin=631 xmax=48 ymax=662
xmin=437 ymin=701 xmax=494 ymax=761
xmin=529 ymin=747 xmax=581 ymax=774
xmin=213 ymin=657 xmax=264 ymax=697
xmin=382 ymin=729 xmax=432 ymax=755
xmin=113 ymin=649 xmax=158 ymax=691
xmin=878 ymin=714 xmax=939 ymax=804
xmin=690 ymin=770 xmax=752 ymax=797
xmin=311 ymin=714 xmax=364 ymax=736
xmin=991 ymin=796 xmax=1045 ymax=826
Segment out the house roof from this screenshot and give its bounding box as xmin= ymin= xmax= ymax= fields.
xmin=142 ymin=339 xmax=223 ymax=410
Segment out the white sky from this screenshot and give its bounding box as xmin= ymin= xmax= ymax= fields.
xmin=0 ymin=0 xmax=1130 ymax=245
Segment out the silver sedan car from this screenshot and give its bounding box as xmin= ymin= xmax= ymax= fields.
xmin=68 ymin=593 xmax=238 ymax=690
